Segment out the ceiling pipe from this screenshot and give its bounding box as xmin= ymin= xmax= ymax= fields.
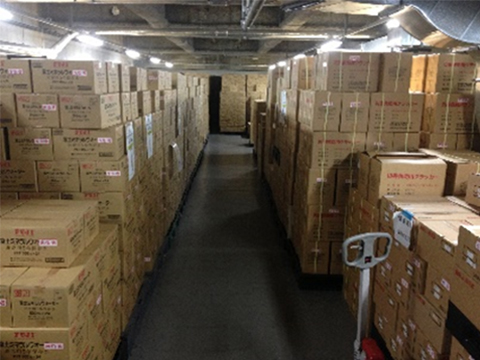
xmin=241 ymin=0 xmax=267 ymax=30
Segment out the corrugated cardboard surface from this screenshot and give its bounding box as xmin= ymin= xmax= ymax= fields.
xmin=0 ymin=93 xmax=18 ymax=128
xmin=0 ymin=59 xmax=32 ymax=93
xmin=9 ymin=128 xmax=53 ymax=161
xmin=16 ymin=93 xmax=60 ymax=128
xmin=0 ymin=160 xmax=38 ymax=192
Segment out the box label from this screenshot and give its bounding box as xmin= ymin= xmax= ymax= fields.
xmin=44 ymin=343 xmax=64 ymax=350
xmin=145 ymin=114 xmax=154 ymax=159
xmin=97 ymin=137 xmax=113 ymax=144
xmin=34 ymin=138 xmax=50 ymax=145
xmin=105 ymin=170 xmax=121 ymax=177
xmin=393 ymin=210 xmax=413 ymax=248
xmin=42 ymin=104 xmax=57 ymax=111
xmin=0 ymin=299 xmax=7 ymax=307
xmin=38 ymin=239 xmax=58 ymax=247
xmin=125 ymin=122 xmax=135 ymax=181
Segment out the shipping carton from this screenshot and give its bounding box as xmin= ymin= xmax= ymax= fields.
xmin=18 ymin=192 xmax=61 ymax=199
xmin=53 ymin=125 xmax=125 ymax=160
xmin=410 ymin=55 xmax=426 ymax=93
xmin=365 ymin=132 xmax=395 ymax=152
xmin=451 ymin=267 xmax=480 ymax=330
xmin=80 ymin=157 xmax=130 ymax=192
xmin=0 ymin=128 xmax=7 ymax=160
xmin=392 ymin=133 xmax=420 ymax=152
xmin=374 ymin=280 xmax=399 ymax=340
xmin=37 ymin=160 xmax=80 ymax=192
xmin=31 ymin=60 xmax=107 ymax=94
xmin=151 ymin=90 xmax=160 ymax=113
xmin=59 ymin=93 xmax=121 ymax=129
xmin=0 ymin=93 xmax=17 ymax=128
xmin=0 ymin=267 xmax=28 ymax=327
xmin=340 ymin=93 xmax=370 ymax=132
xmin=106 ymin=62 xmax=120 ymax=93
xmin=299 ymin=242 xmax=330 ymax=274
xmin=297 ymin=126 xmax=366 ymax=169
xmin=424 ymin=265 xmax=452 ymax=315
xmin=16 ymin=93 xmax=60 ymax=128
xmin=129 ymin=67 xmax=147 ymax=91
xmin=0 ymin=317 xmax=89 ymax=360
xmin=120 ymin=92 xmax=132 ymax=122
xmin=414 ymin=328 xmax=448 ymax=360
xmin=379 ymin=53 xmax=413 ymax=93
xmin=465 ymin=172 xmax=480 ymax=207
xmin=290 ymin=56 xmax=315 ymax=90
xmin=9 ymin=127 xmax=53 ymax=160
xmin=119 ymin=64 xmax=130 ymax=93
xmin=456 ymin=226 xmax=480 ymax=284
xmin=0 ymin=160 xmax=38 ymax=192
xmin=130 ymin=91 xmax=139 ymax=119
xmin=329 ymin=242 xmax=343 ymax=275
xmin=0 ymin=59 xmax=32 ymax=93
xmin=425 ymin=54 xmax=476 ymax=94
xmin=138 ymin=91 xmax=152 ymax=116
xmin=449 ymin=337 xmax=475 ymax=360
xmin=420 ymin=132 xmax=458 ymax=151
xmin=0 ymin=192 xmax=18 ymax=200
xmin=147 ymin=69 xmax=161 ymax=90
xmin=364 ymin=153 xmax=447 ymax=205
xmin=369 ymin=93 xmax=424 ymax=132
xmin=298 ymin=91 xmax=341 ymax=131
xmin=0 ymin=210 xmax=84 ymax=267
xmin=316 ymin=52 xmax=380 ymax=92
xmin=423 ymin=94 xmax=475 ymax=133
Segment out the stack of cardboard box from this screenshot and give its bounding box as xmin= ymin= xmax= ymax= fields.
xmin=416 ymin=54 xmax=477 ymax=151
xmin=220 ymin=74 xmax=247 ymax=133
xmin=0 ymin=199 xmax=123 ymax=360
xmin=0 ymin=60 xmax=209 ymax=359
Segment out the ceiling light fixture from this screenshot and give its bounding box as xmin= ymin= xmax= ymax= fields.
xmin=277 ymin=61 xmax=287 ymax=67
xmin=0 ymin=7 xmax=13 ymax=21
xmin=125 ymin=49 xmax=141 ymax=59
xmin=77 ymin=34 xmax=104 ymax=48
xmin=150 ymin=57 xmax=161 ymax=64
xmin=293 ymin=53 xmax=306 ymax=60
xmin=386 ymin=18 xmax=400 ymax=29
xmin=165 ymin=62 xmax=174 ymax=68
xmin=269 ymin=64 xmax=276 ymax=70
xmin=320 ymin=39 xmax=342 ymax=52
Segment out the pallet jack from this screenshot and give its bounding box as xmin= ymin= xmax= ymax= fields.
xmin=343 ymin=232 xmax=393 ymax=360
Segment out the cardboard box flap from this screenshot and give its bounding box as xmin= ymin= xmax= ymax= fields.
xmin=0 ymin=267 xmax=29 ymax=286
xmin=419 ymin=219 xmax=480 ymax=247
xmin=376 ymin=157 xmax=446 ymax=166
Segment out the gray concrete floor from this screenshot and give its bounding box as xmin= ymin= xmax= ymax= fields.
xmin=129 ymin=134 xmax=356 ymax=360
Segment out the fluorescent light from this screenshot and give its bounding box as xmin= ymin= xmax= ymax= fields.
xmin=0 ymin=8 xmax=13 ymax=21
xmin=277 ymin=61 xmax=286 ymax=67
xmin=150 ymin=57 xmax=161 ymax=64
xmin=77 ymin=34 xmax=104 ymax=47
xmin=293 ymin=53 xmax=306 ymax=60
xmin=125 ymin=49 xmax=141 ymax=59
xmin=269 ymin=64 xmax=276 ymax=70
xmin=320 ymin=39 xmax=342 ymax=52
xmin=165 ymin=62 xmax=173 ymax=68
xmin=386 ymin=19 xmax=400 ymax=29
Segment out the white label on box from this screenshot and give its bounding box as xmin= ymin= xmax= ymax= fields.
xmin=42 ymin=104 xmax=57 ymax=111
xmin=414 ymin=258 xmax=421 ymax=268
xmin=96 ymin=294 xmax=102 ymax=306
xmin=349 ymin=55 xmax=361 ymax=62
xmin=433 ymin=284 xmax=441 ymax=293
xmin=436 ymin=142 xmax=448 ymax=149
xmin=316 ymin=178 xmax=327 ymax=183
xmin=322 ymin=101 xmax=334 ymax=107
xmin=98 ymin=137 xmax=113 ymax=144
xmin=39 ymin=239 xmax=58 ymax=247
xmin=426 ymin=344 xmax=436 ymax=359
xmin=72 ymin=69 xmax=87 ymax=77
xmin=441 ymin=278 xmax=450 ymax=291
xmin=458 ymin=98 xmax=470 ymax=104
xmin=442 ymin=242 xmax=453 ymax=254
xmin=328 ymin=208 xmax=339 ymax=214
xmin=144 ymin=257 xmax=151 ymax=262
xmin=466 ymin=249 xmax=475 ymax=260
xmin=401 ymin=278 xmax=409 ymax=289
xmin=0 ymin=299 xmax=7 ymax=307
xmin=476 ymin=241 xmax=480 ymax=251
xmin=106 ymin=170 xmax=121 ymax=177
xmin=466 ymin=258 xmax=477 ymax=269
xmin=433 ymin=291 xmax=440 ymax=300
xmin=44 ymin=343 xmax=64 ymax=350
xmin=34 ymin=138 xmax=50 ymax=145
xmin=393 ymin=210 xmax=413 ymax=249
xmin=145 ymin=114 xmax=154 ymax=159
xmin=386 ymin=261 xmax=392 ymax=271
xmin=125 ymin=122 xmax=136 ymax=181
xmin=406 ymin=263 xmax=414 ymax=276
xmin=350 ymin=101 xmax=361 ymax=108
xmin=8 ymin=68 xmax=24 ymax=75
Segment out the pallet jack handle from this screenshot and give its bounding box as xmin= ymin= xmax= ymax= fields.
xmin=343 ymin=232 xmax=393 ymax=360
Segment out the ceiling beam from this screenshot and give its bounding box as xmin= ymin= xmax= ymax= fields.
xmin=125 ymin=4 xmax=195 ymax=53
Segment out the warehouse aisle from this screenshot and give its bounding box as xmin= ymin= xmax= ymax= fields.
xmin=129 ymin=135 xmax=356 ymax=360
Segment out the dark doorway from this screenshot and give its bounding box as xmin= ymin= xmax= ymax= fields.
xmin=209 ymin=76 xmax=221 ymax=134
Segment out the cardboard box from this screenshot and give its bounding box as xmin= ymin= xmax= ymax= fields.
xmin=290 ymin=56 xmax=315 ymax=90
xmin=298 ymin=91 xmax=341 ymax=131
xmin=0 ymin=209 xmax=84 ymax=267
xmin=0 ymin=93 xmax=17 ymax=128
xmin=0 ymin=160 xmax=38 ymax=192
xmin=59 ymin=93 xmax=121 ymax=129
xmin=299 ymin=242 xmax=330 ymax=274
xmin=0 ymin=317 xmax=89 ymax=360
xmin=119 ymin=64 xmax=130 ymax=93
xmin=293 ymin=165 xmax=336 ymax=207
xmin=37 ymin=160 xmax=80 ymax=192
xmin=425 ymin=53 xmax=476 ymax=94
xmin=449 ymin=337 xmax=475 ymax=360
xmin=301 ymin=206 xmax=345 ymax=243
xmin=80 ymin=158 xmax=129 ymax=192
xmin=62 ymin=191 xmax=131 ymax=223
xmin=0 ymin=59 xmax=32 ymax=93
xmin=9 ymin=127 xmax=53 ymax=161
xmin=0 ymin=127 xmax=7 ymax=160
xmin=392 ymin=133 xmax=420 ymax=152
xmin=151 ymin=90 xmax=160 ymax=113
xmin=129 ymin=67 xmax=147 ymax=91
xmin=423 ymin=94 xmax=475 ymax=133
xmin=414 ymin=328 xmax=448 ymax=360
xmin=451 ymin=266 xmax=480 ymax=330
xmin=0 ymin=192 xmax=18 ymax=200
xmin=424 ymin=264 xmax=452 ymax=315
xmin=0 ymin=267 xmax=28 ymax=327
xmin=369 ymin=93 xmax=424 ymax=132
xmin=420 ymin=132 xmax=458 ymax=151
xmin=138 ymin=91 xmax=152 ymax=116
xmin=466 ymin=173 xmax=480 ymax=207
xmin=106 ymin=62 xmax=120 ymax=93
xmin=365 ymin=153 xmax=447 ymax=204
xmin=329 ymin=242 xmax=343 ymax=275
xmin=412 ymin=294 xmax=450 ymax=355
xmin=31 ymin=60 xmax=107 ymax=94
xmin=374 ymin=280 xmax=399 ymax=339
xmin=335 ymin=168 xmax=356 ymax=207
xmin=379 ymin=53 xmax=413 ymax=93
xmin=16 ymin=94 xmax=60 ymax=128
xmin=297 ymin=126 xmax=366 ymax=169
xmin=53 ymin=125 xmax=125 ymax=160
xmin=340 ymin=93 xmax=370 ymax=133
xmin=410 ymin=55 xmax=426 ymax=93
xmin=18 ymin=192 xmax=61 ymax=199
xmin=147 ymin=69 xmax=161 ymax=90
xmin=130 ymin=92 xmax=139 ymax=119
xmin=456 ymin=225 xmax=480 ymax=283
xmin=365 ymin=132 xmax=395 ymax=152
xmin=316 ymin=52 xmax=380 ymax=92
xmin=120 ymin=92 xmax=132 ymax=123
